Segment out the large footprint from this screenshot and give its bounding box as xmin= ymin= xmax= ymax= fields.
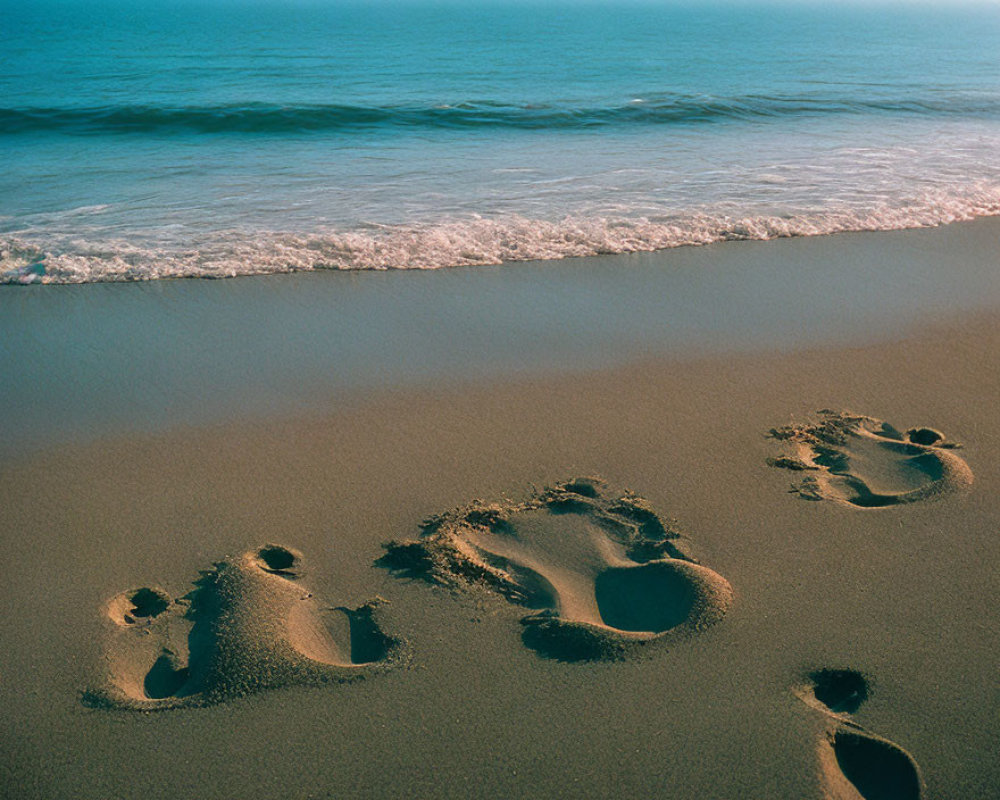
xmin=795 ymin=669 xmax=924 ymax=800
xmin=380 ymin=478 xmax=732 ymax=662
xmin=768 ymin=410 xmax=973 ymax=507
xmin=87 ymin=544 xmax=400 ymax=710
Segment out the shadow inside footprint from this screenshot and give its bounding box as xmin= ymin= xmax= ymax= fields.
xmin=143 ymin=652 xmax=190 ymax=700
xmin=255 ymin=544 xmax=299 ymax=575
xmin=340 ymin=605 xmax=394 ymax=664
xmin=107 ymin=587 xmax=172 ymax=626
xmin=127 ymin=588 xmax=170 ymax=619
xmin=380 ymin=477 xmax=732 ymax=662
xmin=833 ymin=730 xmax=923 ymax=800
xmin=811 ymin=668 xmax=869 ymax=714
xmin=796 ymin=668 xmax=923 ymax=800
xmin=92 ymin=544 xmax=400 ymax=710
xmin=594 ymin=563 xmax=697 ymax=633
xmin=769 ymin=411 xmax=972 ymax=507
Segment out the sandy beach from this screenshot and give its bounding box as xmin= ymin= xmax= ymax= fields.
xmin=1 ymin=222 xmax=998 ymax=799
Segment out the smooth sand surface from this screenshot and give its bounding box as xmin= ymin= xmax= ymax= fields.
xmin=1 ymin=226 xmax=998 ymax=799
xmin=4 ymin=217 xmax=1000 ymax=460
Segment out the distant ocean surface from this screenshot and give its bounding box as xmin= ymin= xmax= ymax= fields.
xmin=3 ymin=0 xmax=1000 ymax=284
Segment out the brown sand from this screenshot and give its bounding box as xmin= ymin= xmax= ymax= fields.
xmin=92 ymin=544 xmax=399 ymax=711
xmin=381 ymin=477 xmax=733 ymax=662
xmin=1 ymin=259 xmax=999 ymax=797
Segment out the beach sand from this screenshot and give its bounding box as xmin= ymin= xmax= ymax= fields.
xmin=1 ymin=223 xmax=998 ymax=799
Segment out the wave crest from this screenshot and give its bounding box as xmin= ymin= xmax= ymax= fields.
xmin=5 ymin=187 xmax=1000 ymax=284
xmin=4 ymin=93 xmax=1000 ymax=135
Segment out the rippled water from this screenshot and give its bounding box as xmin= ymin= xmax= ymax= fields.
xmin=3 ymin=0 xmax=1000 ymax=283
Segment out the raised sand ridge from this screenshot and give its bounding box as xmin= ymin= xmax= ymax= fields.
xmin=768 ymin=411 xmax=973 ymax=507
xmin=795 ymin=669 xmax=924 ymax=800
xmin=88 ymin=545 xmax=400 ymax=710
xmin=380 ymin=478 xmax=732 ymax=662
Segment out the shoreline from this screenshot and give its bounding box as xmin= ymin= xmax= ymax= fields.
xmin=8 ymin=203 xmax=1000 ymax=284
xmin=3 ymin=216 xmax=1000 ymax=460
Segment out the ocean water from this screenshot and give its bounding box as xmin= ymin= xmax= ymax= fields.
xmin=3 ymin=0 xmax=1000 ymax=284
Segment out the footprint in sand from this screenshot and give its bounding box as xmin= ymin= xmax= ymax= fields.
xmin=795 ymin=669 xmax=924 ymax=800
xmin=88 ymin=544 xmax=400 ymax=710
xmin=379 ymin=478 xmax=732 ymax=662
xmin=768 ymin=410 xmax=973 ymax=507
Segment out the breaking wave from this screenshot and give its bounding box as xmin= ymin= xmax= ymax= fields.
xmin=5 ymin=186 xmax=1000 ymax=284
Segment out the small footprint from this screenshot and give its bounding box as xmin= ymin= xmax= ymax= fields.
xmin=87 ymin=544 xmax=400 ymax=710
xmin=768 ymin=410 xmax=973 ymax=507
xmin=795 ymin=669 xmax=924 ymax=800
xmin=379 ymin=478 xmax=732 ymax=662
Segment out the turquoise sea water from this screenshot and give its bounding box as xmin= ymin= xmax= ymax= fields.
xmin=3 ymin=0 xmax=1000 ymax=283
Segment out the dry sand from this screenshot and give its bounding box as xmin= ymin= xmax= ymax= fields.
xmin=1 ymin=227 xmax=998 ymax=799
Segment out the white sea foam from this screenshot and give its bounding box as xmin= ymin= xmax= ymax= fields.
xmin=3 ymin=186 xmax=1000 ymax=284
